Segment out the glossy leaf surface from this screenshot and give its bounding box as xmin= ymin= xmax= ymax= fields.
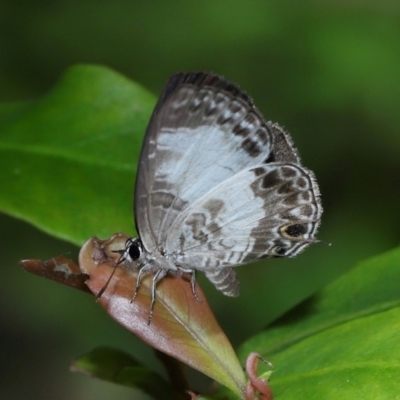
xmin=79 ymin=233 xmax=247 ymax=398
xmin=237 ymin=246 xmax=400 ymax=399
xmin=0 ymin=65 xmax=155 ymax=245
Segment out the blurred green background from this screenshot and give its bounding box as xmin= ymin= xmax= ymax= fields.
xmin=1 ymin=1 xmax=399 ymax=399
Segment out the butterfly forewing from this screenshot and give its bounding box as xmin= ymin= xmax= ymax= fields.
xmin=135 ymin=73 xmax=280 ymax=251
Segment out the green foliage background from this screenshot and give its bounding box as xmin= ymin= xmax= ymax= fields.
xmin=1 ymin=1 xmax=399 ymax=399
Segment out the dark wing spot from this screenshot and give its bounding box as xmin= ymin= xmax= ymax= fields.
xmin=229 ymin=100 xmax=243 ymax=113
xmin=301 ymin=191 xmax=311 ymax=202
xmin=273 ymin=246 xmax=286 ymax=256
xmin=204 ymin=199 xmax=225 ymax=218
xmin=279 ymin=213 xmax=293 ymax=221
xmin=278 ymin=182 xmax=294 ymax=195
xmin=206 ymin=222 xmax=221 ymax=235
xmin=283 ymin=193 xmax=300 ymax=206
xmin=244 ymin=112 xmax=258 ymax=126
xmin=217 ymin=113 xmax=232 ymax=125
xmin=188 ymin=98 xmax=203 ymax=113
xmin=285 ymin=224 xmax=306 ymax=238
xmin=296 ymin=177 xmax=308 ymax=189
xmin=233 ymin=123 xmax=250 ymax=137
xmin=254 ymin=167 xmax=266 ymax=176
xmin=264 ymin=151 xmax=275 ymax=163
xmin=185 ymin=213 xmax=206 ymax=236
xmin=214 ymin=92 xmax=226 ymax=104
xmin=282 ymin=166 xmax=297 ymax=178
xmin=297 ymin=204 xmax=314 ymax=217
xmin=262 ymin=170 xmax=281 ymax=188
xmin=152 ymin=191 xmax=175 ymax=208
xmin=241 ymin=138 xmax=261 ymax=157
xmin=256 ymin=127 xmax=269 ymax=145
xmin=204 ymin=101 xmax=217 ymax=116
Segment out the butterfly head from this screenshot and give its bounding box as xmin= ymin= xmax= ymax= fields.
xmin=113 ymin=237 xmax=144 ymax=265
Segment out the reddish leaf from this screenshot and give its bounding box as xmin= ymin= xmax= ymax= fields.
xmin=79 ymin=233 xmax=247 ymax=398
xmin=245 ymin=353 xmax=273 ymax=400
xmin=20 ymin=255 xmax=91 ymax=293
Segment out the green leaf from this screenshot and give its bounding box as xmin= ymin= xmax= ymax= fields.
xmin=0 ymin=64 xmax=155 ymax=245
xmin=4 ymin=65 xmax=247 ymax=398
xmin=238 ymin=246 xmax=400 ymax=399
xmin=71 ymin=346 xmax=176 ymax=400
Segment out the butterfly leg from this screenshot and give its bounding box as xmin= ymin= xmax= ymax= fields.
xmin=148 ymin=269 xmax=167 ymax=325
xmin=190 ymin=270 xmax=202 ymax=303
xmin=131 ymin=264 xmax=153 ymax=302
xmin=178 ymin=267 xmax=202 ymax=302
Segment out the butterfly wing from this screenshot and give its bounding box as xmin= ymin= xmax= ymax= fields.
xmin=165 ymin=162 xmax=321 ymax=295
xmin=135 ymin=72 xmax=301 ymax=251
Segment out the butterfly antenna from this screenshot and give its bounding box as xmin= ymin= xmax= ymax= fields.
xmin=320 ymin=239 xmax=332 ymax=247
xmin=306 ymin=237 xmax=331 ymax=247
xmin=255 ymin=354 xmax=274 ymax=369
xmin=97 ymin=250 xmax=126 ymax=299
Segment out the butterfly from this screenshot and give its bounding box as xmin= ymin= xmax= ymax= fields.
xmin=108 ymin=72 xmax=322 ymax=321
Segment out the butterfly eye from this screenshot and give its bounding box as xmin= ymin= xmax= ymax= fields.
xmin=281 ymin=223 xmax=307 ymax=239
xmin=127 ymin=240 xmax=142 ymax=260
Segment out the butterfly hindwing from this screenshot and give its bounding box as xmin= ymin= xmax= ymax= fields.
xmin=166 ymin=162 xmax=320 ymax=266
